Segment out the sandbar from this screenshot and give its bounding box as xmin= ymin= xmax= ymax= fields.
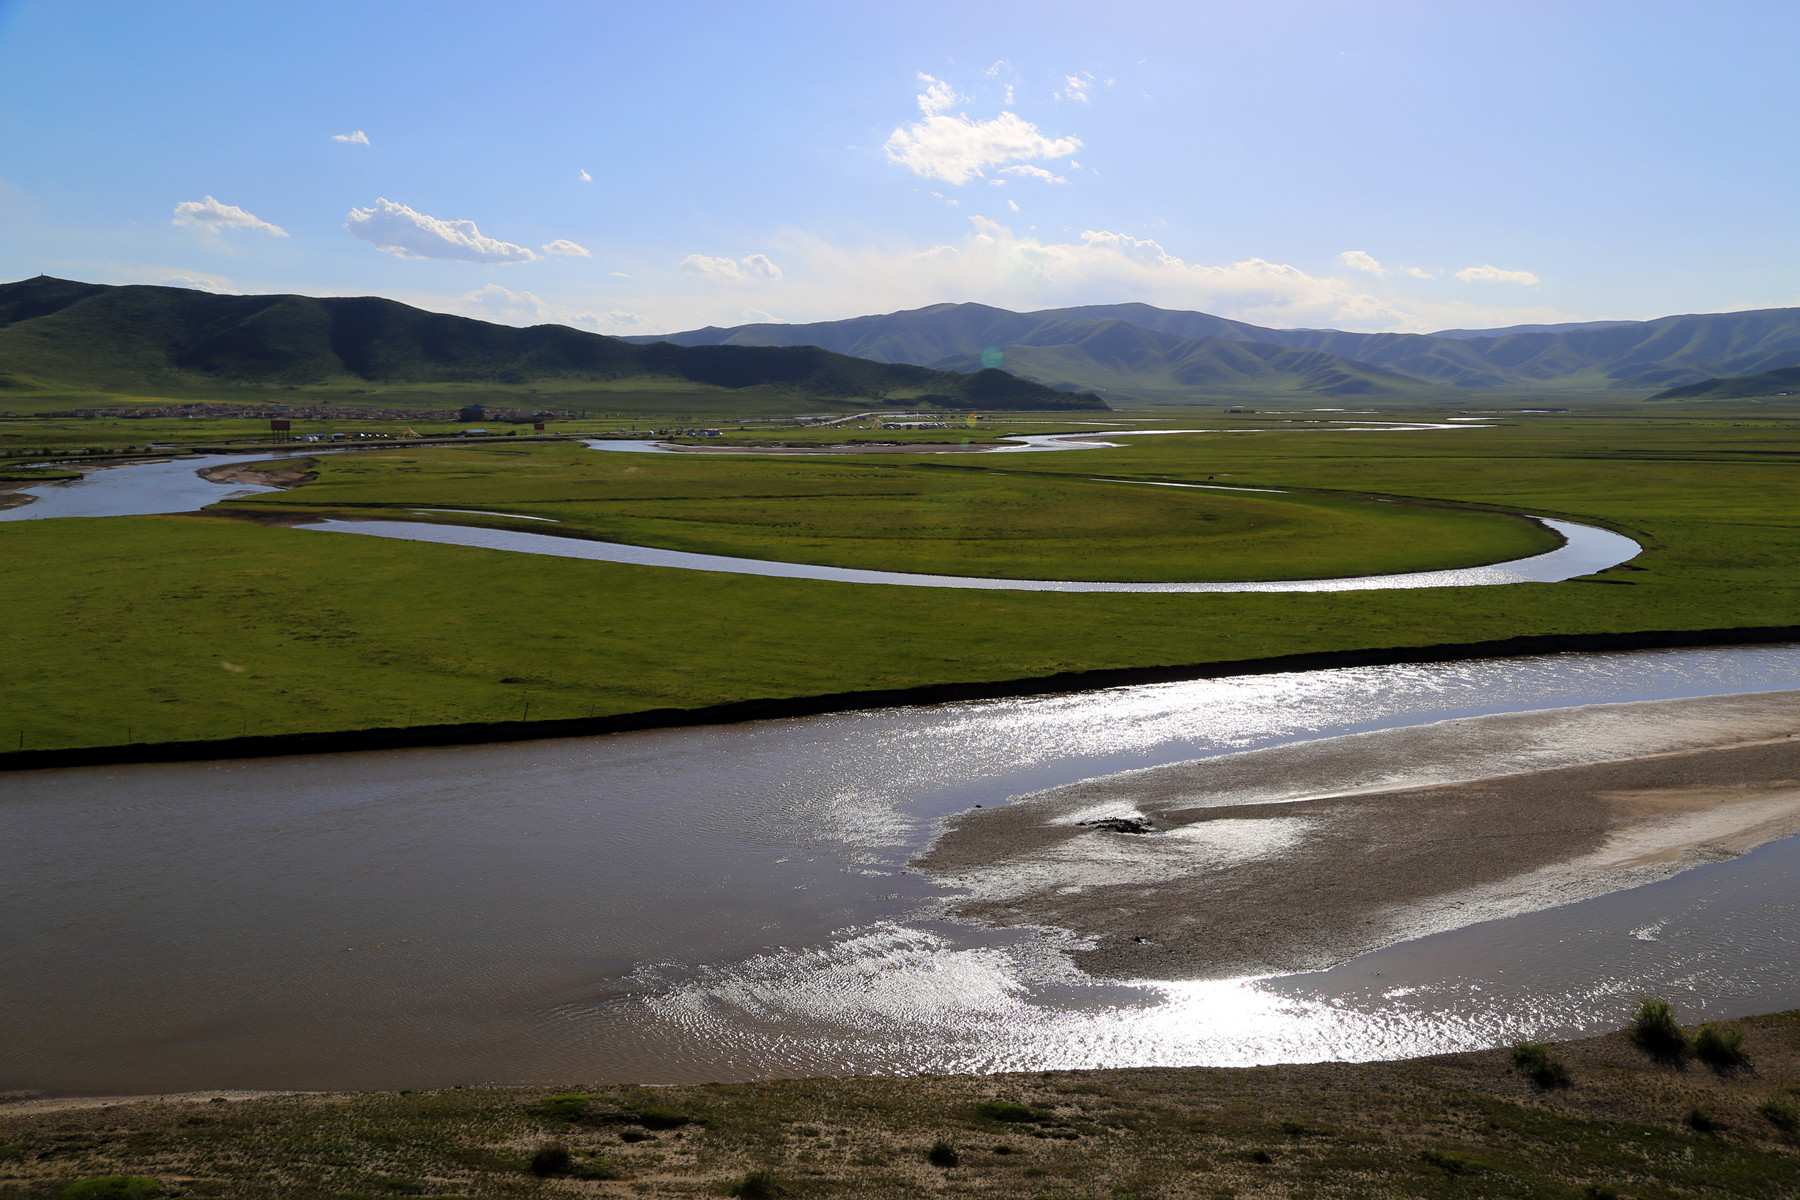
xmin=916 ymin=691 xmax=1800 ymax=980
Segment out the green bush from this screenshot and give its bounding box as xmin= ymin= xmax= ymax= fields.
xmin=1756 ymin=1096 xmax=1797 ymax=1130
xmin=731 ymin=1169 xmax=783 ymax=1200
xmin=927 ymin=1141 xmax=959 ymax=1168
xmin=529 ymin=1145 xmax=572 ymax=1177
xmin=60 ymin=1180 xmax=162 ymax=1200
xmin=528 ymin=1094 xmax=591 ymax=1121
xmin=1685 ymin=1106 xmax=1723 ymax=1133
xmin=1693 ymin=1021 xmax=1749 ymax=1069
xmin=630 ymin=1104 xmax=695 ymax=1130
xmin=1629 ymin=998 xmax=1688 ymax=1060
xmin=1512 ymin=1040 xmax=1573 ymax=1089
xmin=975 ymin=1101 xmax=1038 ymax=1123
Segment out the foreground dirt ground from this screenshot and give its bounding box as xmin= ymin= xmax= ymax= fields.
xmin=4 ymin=1011 xmax=1798 ymax=1199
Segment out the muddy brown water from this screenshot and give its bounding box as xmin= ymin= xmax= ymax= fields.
xmin=6 ymin=646 xmax=1800 ymax=1093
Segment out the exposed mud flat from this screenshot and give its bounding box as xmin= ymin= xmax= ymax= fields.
xmin=918 ymin=692 xmax=1800 ymax=980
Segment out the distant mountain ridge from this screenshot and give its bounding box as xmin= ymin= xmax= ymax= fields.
xmin=627 ymin=301 xmax=1800 ymax=401
xmin=0 ymin=277 xmax=1105 ymax=410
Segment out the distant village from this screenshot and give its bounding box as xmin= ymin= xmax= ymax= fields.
xmin=36 ymin=402 xmax=573 ymax=423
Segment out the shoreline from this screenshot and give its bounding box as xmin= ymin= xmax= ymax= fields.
xmin=4 ymin=624 xmax=1799 ymax=773
xmin=918 ymin=692 xmax=1800 ymax=981
xmin=3 ymin=1012 xmax=1797 ymax=1197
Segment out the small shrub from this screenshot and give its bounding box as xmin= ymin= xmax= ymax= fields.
xmin=529 ymin=1094 xmax=591 ymax=1121
xmin=60 ymin=1180 xmax=162 ymax=1200
xmin=992 ymin=1145 xmax=1017 ymax=1154
xmin=1757 ymin=1096 xmax=1798 ymax=1130
xmin=927 ymin=1141 xmax=959 ymax=1168
xmin=1693 ymin=1021 xmax=1749 ymax=1069
xmin=975 ymin=1101 xmax=1038 ymax=1123
xmin=632 ymin=1104 xmax=695 ymax=1129
xmin=619 ymin=1129 xmax=652 ymax=1143
xmin=1512 ymin=1040 xmax=1573 ymax=1089
xmin=1420 ymin=1150 xmax=1482 ymax=1175
xmin=529 ymin=1145 xmax=572 ymax=1177
xmin=1246 ymin=1148 xmax=1274 ymax=1164
xmin=1685 ymin=1106 xmax=1723 ymax=1133
xmin=1629 ymin=998 xmax=1688 ymax=1060
xmin=732 ymin=1169 xmax=783 ymax=1200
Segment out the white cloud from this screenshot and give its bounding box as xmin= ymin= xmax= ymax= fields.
xmin=1003 ymin=84 xmax=1015 ymax=106
xmin=172 ymin=195 xmax=288 ymax=238
xmin=462 ymin=284 xmax=548 ymax=324
xmin=541 ymin=238 xmax=592 ymax=258
xmin=741 ymin=253 xmax=782 ymax=280
xmin=742 ymin=309 xmax=778 ymax=323
xmin=160 ymin=273 xmax=238 ymax=294
xmin=1007 ymin=199 xmax=1020 ymax=212
xmin=1059 ymin=72 xmax=1095 ymax=103
xmin=578 ymin=169 xmax=593 ymax=182
xmin=332 ymin=130 xmax=370 ymax=145
xmin=346 ymin=198 xmax=536 ymax=263
xmin=984 ymin=60 xmax=1009 ymax=77
xmin=680 ymin=252 xmax=783 ymax=282
xmin=1456 ymin=264 xmax=1540 ymax=285
xmin=1000 ymin=164 xmax=1068 ymax=184
xmin=567 ymin=309 xmax=653 ymax=334
xmin=1338 ymin=250 xmax=1387 ymax=277
xmin=609 ymin=271 xmax=631 ymax=277
xmin=885 ymin=73 xmax=1081 ymax=185
xmin=1403 ymin=266 xmax=1436 ymax=279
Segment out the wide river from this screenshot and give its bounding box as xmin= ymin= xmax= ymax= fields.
xmin=5 ymin=646 xmax=1800 ymax=1094
xmin=2 ymin=447 xmax=1795 ymax=1095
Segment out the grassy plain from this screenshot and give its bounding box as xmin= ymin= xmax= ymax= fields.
xmin=1 ymin=409 xmax=1798 ymax=754
xmin=3 ymin=1011 xmax=1798 ymax=1199
xmin=233 ymin=441 xmax=1558 ymax=582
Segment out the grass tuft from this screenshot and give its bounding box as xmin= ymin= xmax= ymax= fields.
xmin=1694 ymin=1021 xmax=1750 ymax=1070
xmin=1512 ymin=1040 xmax=1573 ymax=1089
xmin=1629 ymin=998 xmax=1689 ymax=1061
xmin=529 ymin=1144 xmax=572 ymax=1177
xmin=975 ymin=1101 xmax=1038 ymax=1123
xmin=927 ymin=1140 xmax=959 ymax=1167
xmin=1757 ymin=1095 xmax=1797 ymax=1130
xmin=59 ymin=1180 xmax=161 ymax=1200
xmin=732 ymin=1168 xmax=784 ymax=1200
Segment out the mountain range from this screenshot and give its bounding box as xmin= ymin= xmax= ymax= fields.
xmin=0 ymin=277 xmax=1105 ymax=411
xmin=628 ymin=301 xmax=1800 ymax=402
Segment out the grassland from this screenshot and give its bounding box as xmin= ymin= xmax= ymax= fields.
xmin=231 ymin=441 xmax=1559 ymax=582
xmin=4 ymin=1010 xmax=1798 ymax=1199
xmin=1 ymin=409 xmax=1797 ymax=755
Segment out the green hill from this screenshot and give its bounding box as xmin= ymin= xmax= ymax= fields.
xmin=0 ymin=277 xmax=1107 ymax=410
xmin=631 ymin=300 xmax=1800 ymax=401
xmin=1650 ymin=365 xmax=1800 ymax=401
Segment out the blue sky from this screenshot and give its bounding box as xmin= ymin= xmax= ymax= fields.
xmin=3 ymin=0 xmax=1798 ymax=335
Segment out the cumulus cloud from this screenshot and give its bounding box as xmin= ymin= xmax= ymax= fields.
xmin=346 ymin=198 xmax=536 ymax=263
xmin=1000 ymin=164 xmax=1068 ymax=184
xmin=680 ymin=252 xmax=782 ymax=281
xmin=578 ymin=169 xmax=592 ymax=182
xmin=1338 ymin=250 xmax=1387 ymax=277
xmin=541 ymin=238 xmax=592 ymax=258
xmin=884 ymin=73 xmax=1081 ymax=185
xmin=459 ymin=285 xmax=652 ymax=336
xmin=332 ymin=130 xmax=370 ymax=145
xmin=1007 ymin=199 xmax=1020 ymax=211
xmin=172 ymin=196 xmax=288 ymax=238
xmin=1403 ymin=266 xmax=1436 ymax=279
xmin=462 ymin=284 xmax=547 ymax=323
xmin=1456 ymin=264 xmax=1540 ymax=285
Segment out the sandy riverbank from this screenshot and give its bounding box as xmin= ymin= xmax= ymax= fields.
xmin=197 ymin=458 xmax=317 ymax=487
xmin=917 ymin=691 xmax=1800 ymax=980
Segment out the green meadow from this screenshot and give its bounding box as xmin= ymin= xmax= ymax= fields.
xmin=2 ymin=408 xmax=1798 ymax=754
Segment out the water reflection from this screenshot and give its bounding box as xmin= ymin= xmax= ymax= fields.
xmin=2 ymin=645 xmax=1797 ymax=1092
